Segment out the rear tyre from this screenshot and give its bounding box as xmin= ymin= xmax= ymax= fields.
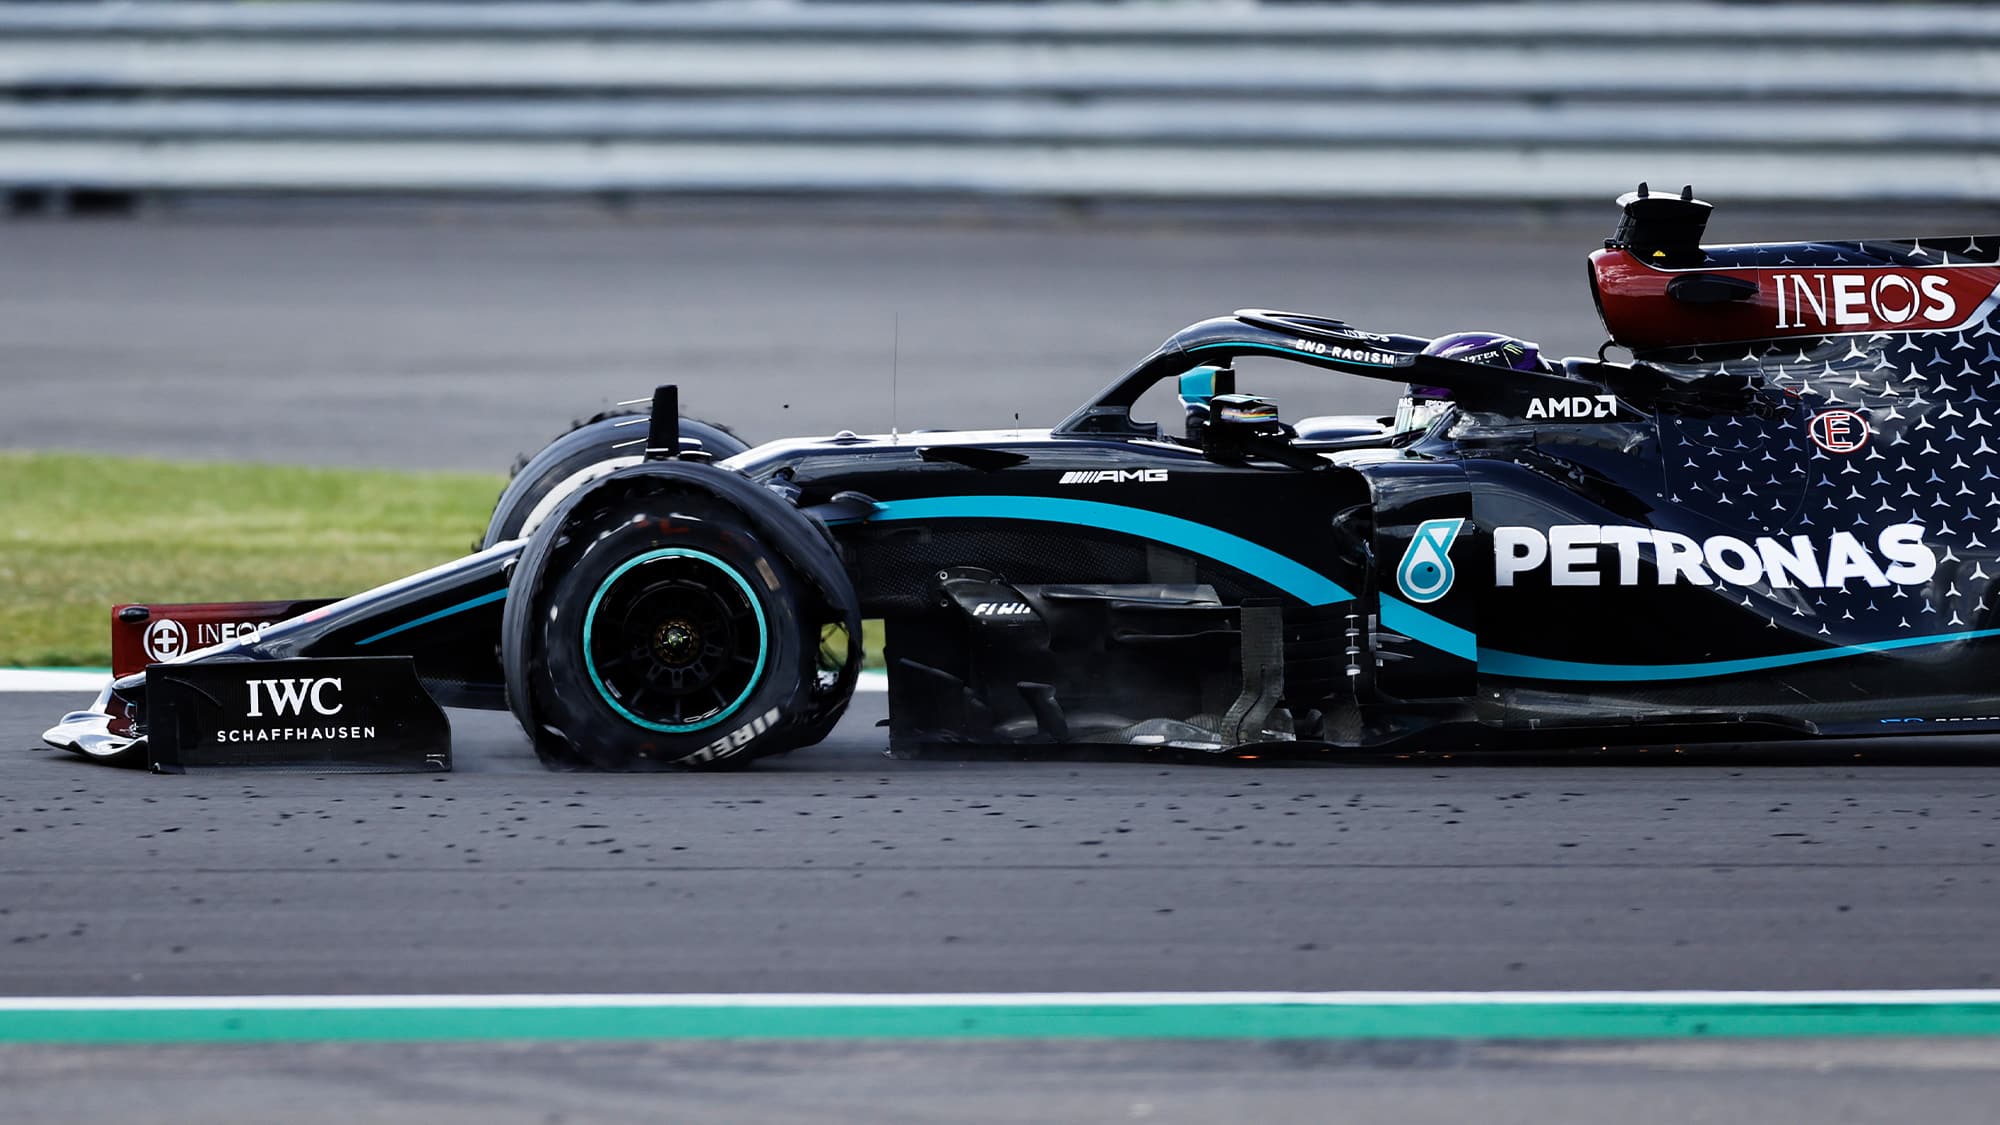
xmin=523 ymin=490 xmax=814 ymax=770
xmin=481 ymin=411 xmax=749 ymax=550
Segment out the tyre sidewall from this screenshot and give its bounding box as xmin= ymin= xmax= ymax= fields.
xmin=483 ymin=415 xmax=750 ymax=549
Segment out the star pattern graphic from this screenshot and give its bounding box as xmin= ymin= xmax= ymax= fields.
xmin=1643 ymin=236 xmax=2000 ymax=646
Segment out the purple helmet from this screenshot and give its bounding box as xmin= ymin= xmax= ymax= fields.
xmin=1422 ymin=331 xmax=1545 ymax=373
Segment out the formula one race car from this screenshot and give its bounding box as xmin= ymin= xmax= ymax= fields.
xmin=44 ymin=187 xmax=2000 ymax=772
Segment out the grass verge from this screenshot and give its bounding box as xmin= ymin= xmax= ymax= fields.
xmin=0 ymin=451 xmax=501 ymax=667
xmin=1 ymin=451 xmax=888 ymax=670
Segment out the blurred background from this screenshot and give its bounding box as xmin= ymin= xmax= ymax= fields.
xmin=9 ymin=13 xmax=2000 ymax=1121
xmin=0 ymin=0 xmax=1995 ymax=469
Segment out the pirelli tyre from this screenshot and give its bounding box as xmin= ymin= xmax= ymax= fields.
xmin=509 ymin=479 xmax=855 ymax=770
xmin=480 ymin=412 xmax=749 ymax=550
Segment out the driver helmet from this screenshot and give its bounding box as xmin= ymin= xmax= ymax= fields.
xmin=1393 ymin=332 xmax=1548 ymax=435
xmin=1420 ymin=330 xmax=1547 ymax=373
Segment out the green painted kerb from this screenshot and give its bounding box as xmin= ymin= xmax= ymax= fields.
xmin=7 ymin=1001 xmax=2000 ymax=1044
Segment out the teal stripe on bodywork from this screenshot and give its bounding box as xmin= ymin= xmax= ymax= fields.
xmin=1376 ymin=595 xmax=2000 ymax=683
xmin=355 ymin=589 xmax=508 ymax=646
xmin=1380 ymin=595 xmax=1477 ymax=661
xmin=1186 ymin=341 xmax=1406 ymax=368
xmin=866 ymin=496 xmax=1352 ymax=606
xmin=1478 ymin=626 xmax=2000 ymax=683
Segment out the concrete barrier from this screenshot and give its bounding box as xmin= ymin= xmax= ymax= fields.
xmin=0 ymin=2 xmax=1991 ymax=206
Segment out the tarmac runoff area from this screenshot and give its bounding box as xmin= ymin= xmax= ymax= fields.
xmin=10 ymin=208 xmax=2000 ymax=1120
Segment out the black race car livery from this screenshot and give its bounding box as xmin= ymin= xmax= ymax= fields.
xmin=44 ymin=189 xmax=2000 ymax=771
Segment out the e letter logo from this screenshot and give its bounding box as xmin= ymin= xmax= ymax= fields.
xmin=1808 ymin=409 xmax=1870 ymax=455
xmin=1396 ymin=518 xmax=1466 ymax=604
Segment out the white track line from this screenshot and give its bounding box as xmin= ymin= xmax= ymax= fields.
xmin=0 ymin=670 xmax=109 ymax=693
xmin=4 ymin=990 xmax=2000 ymax=1012
xmin=0 ymin=669 xmax=887 ymax=694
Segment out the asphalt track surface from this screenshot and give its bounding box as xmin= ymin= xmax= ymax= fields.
xmin=10 ymin=1038 xmax=2000 ymax=1125
xmin=12 ymin=687 xmax=2000 ymax=999
xmin=9 ymin=687 xmax=2000 ymax=1121
xmin=10 ymin=207 xmax=2000 ymax=1121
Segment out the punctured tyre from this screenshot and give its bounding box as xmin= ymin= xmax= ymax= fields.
xmin=481 ymin=411 xmax=749 ymax=550
xmin=523 ymin=489 xmax=816 ymax=770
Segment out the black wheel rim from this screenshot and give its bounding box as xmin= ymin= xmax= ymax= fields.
xmin=582 ymin=548 xmax=768 ymax=733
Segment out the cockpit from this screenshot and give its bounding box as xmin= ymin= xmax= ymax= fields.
xmin=1052 ymin=306 xmax=1590 ymax=472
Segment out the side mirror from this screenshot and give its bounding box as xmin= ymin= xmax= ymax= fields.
xmin=1178 ymin=365 xmax=1235 ymax=440
xmin=1213 ymin=394 xmax=1283 ymax=429
xmin=1202 ymin=394 xmax=1292 ymax=462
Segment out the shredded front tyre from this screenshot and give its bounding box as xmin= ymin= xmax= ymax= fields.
xmin=514 ymin=486 xmax=845 ymax=770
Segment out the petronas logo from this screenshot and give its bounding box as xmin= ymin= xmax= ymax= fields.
xmin=1397 ymin=518 xmax=1465 ymax=604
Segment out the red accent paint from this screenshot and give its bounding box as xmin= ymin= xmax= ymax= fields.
xmin=111 ymin=600 xmax=335 ymax=679
xmin=1589 ymin=249 xmax=2000 ymax=352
